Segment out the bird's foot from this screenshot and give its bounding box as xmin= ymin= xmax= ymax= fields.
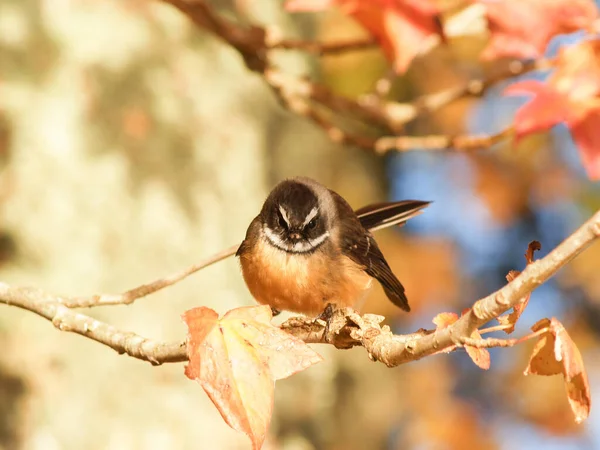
xmin=316 ymin=303 xmax=355 ymax=348
xmin=317 ymin=303 xmax=336 ymax=323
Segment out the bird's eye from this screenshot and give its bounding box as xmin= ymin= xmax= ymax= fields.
xmin=277 ymin=211 xmax=288 ymax=229
xmin=305 ymin=218 xmax=317 ymax=230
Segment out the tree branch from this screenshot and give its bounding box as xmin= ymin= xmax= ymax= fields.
xmin=157 ymin=0 xmax=548 ymax=154
xmin=2 ymin=210 xmax=598 ymax=367
xmin=374 ymin=128 xmax=514 ymax=154
xmin=0 ymin=284 xmax=187 ymax=364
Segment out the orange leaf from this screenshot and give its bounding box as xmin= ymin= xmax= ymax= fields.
xmin=432 ymin=311 xmax=459 ymax=329
xmin=286 ymin=0 xmax=443 ymax=73
xmin=480 ymin=0 xmax=598 ymax=60
xmin=432 ymin=311 xmax=489 ymax=368
xmin=183 ymin=306 xmax=322 ymax=449
xmin=465 ymin=330 xmax=490 ymax=370
xmin=525 ymin=318 xmax=591 ymax=423
xmin=431 ymin=312 xmax=459 ymax=354
xmin=504 ymin=41 xmax=600 ymax=179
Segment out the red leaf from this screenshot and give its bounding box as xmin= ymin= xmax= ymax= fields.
xmin=480 ymin=0 xmax=598 ymax=60
xmin=183 ymin=306 xmax=322 ymax=449
xmin=286 ymin=0 xmax=443 ymax=73
xmin=504 ymin=80 xmax=574 ymax=138
xmin=504 ymin=40 xmax=600 ymax=179
xmin=571 ymin=107 xmax=600 ymax=179
xmin=525 ymin=318 xmax=591 ymax=423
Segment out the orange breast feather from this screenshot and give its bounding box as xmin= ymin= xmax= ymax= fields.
xmin=240 ymin=238 xmax=372 ymax=316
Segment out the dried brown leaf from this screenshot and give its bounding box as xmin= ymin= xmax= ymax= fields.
xmin=526 ymin=240 xmax=542 ymax=263
xmin=525 ymin=318 xmax=591 ymax=423
xmin=433 ymin=311 xmax=490 ymax=369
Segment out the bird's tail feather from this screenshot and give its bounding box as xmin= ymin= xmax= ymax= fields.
xmin=356 ymin=200 xmax=431 ymax=232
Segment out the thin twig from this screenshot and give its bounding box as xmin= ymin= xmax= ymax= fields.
xmin=268 ymin=36 xmax=377 ymax=54
xmin=264 ymin=69 xmax=393 ymax=128
xmin=61 ymin=244 xmax=239 ymax=308
xmin=374 ymin=127 xmax=514 ymax=154
xmin=419 ymin=60 xmax=549 ymax=110
xmin=457 ymin=327 xmax=550 ymax=348
xmin=479 ymin=324 xmax=513 ymax=334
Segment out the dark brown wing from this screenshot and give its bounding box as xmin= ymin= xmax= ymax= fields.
xmin=355 ymin=200 xmax=431 ymax=232
xmin=332 ymin=192 xmax=412 ymax=311
xmin=341 ymin=224 xmax=410 ymax=311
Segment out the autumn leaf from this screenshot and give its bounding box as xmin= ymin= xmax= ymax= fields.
xmin=432 ymin=311 xmax=490 ymax=369
xmin=525 ymin=318 xmax=591 ymax=423
xmin=498 ymin=241 xmax=541 ymax=333
xmin=480 ymin=0 xmax=598 ymax=60
xmin=504 ymin=40 xmax=600 ymax=179
xmin=465 ymin=330 xmax=491 ymax=370
xmin=286 ymin=0 xmax=443 ymax=73
xmin=505 ymin=81 xmax=573 ymax=134
xmin=183 ymin=306 xmax=322 ymax=449
xmin=431 ymin=312 xmax=459 ymax=355
xmin=570 ymin=109 xmax=600 ymax=178
xmin=432 ymin=311 xmax=459 ymax=329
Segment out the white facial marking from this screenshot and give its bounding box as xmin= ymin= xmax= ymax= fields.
xmin=263 ymin=225 xmax=329 ymax=254
xmin=302 ymin=207 xmax=319 ymax=227
xmin=278 ymin=205 xmax=291 ymax=227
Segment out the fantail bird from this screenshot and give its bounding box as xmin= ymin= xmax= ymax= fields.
xmin=236 ymin=177 xmax=430 ymax=317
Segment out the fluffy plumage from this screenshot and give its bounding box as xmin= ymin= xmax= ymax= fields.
xmin=237 ymin=177 xmax=430 ymax=316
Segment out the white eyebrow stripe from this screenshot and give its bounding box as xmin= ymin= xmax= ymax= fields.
xmin=278 ymin=205 xmax=291 ymax=227
xmin=303 ymin=207 xmax=319 ymax=226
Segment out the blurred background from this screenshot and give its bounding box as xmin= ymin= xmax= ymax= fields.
xmin=1 ymin=1 xmax=600 ymax=449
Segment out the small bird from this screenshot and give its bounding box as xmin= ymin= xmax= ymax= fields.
xmin=236 ymin=177 xmax=430 ymax=317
